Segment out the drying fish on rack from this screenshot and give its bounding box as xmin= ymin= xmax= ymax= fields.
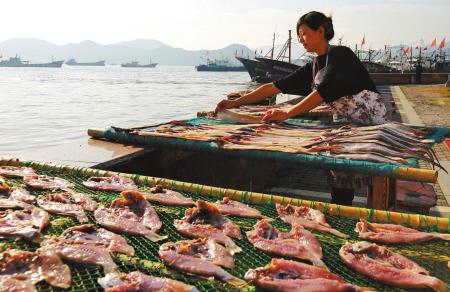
xmin=60 ymin=224 xmax=135 ymax=256
xmin=247 ymin=219 xmax=325 ymax=267
xmin=143 ymin=184 xmax=194 ymax=206
xmin=41 ymin=224 xmax=135 ymax=275
xmin=340 ymin=241 xmax=445 ymax=291
xmin=0 ymin=208 xmax=49 ymax=242
xmin=83 ymin=175 xmax=137 ymax=192
xmin=174 ymin=200 xmax=242 ymax=254
xmin=213 ymin=197 xmax=263 ymax=218
xmin=94 ymin=190 xmax=166 ymax=242
xmin=7 ymin=187 xmax=36 ymax=204
xmin=41 ymin=238 xmax=114 ymax=275
xmin=159 ymin=238 xmax=246 ymax=288
xmin=245 ymin=258 xmax=361 ymax=292
xmin=37 ymin=192 xmax=97 ymax=222
xmin=355 ymin=219 xmax=450 ymax=244
xmin=214 ymin=102 xmax=332 ymax=124
xmin=0 ymin=166 xmax=36 ymax=178
xmin=124 ymin=119 xmax=443 ymax=168
xmin=0 ymin=187 xmax=36 ymax=209
xmin=276 ymin=204 xmax=348 ymax=238
xmin=24 ymin=175 xmax=74 ymax=190
xmin=0 ymin=249 xmax=71 ymax=290
xmin=99 ymin=271 xmax=198 ymax=292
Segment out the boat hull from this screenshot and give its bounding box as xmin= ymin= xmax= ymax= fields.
xmin=0 ymin=60 xmax=64 ymax=68
xmin=196 ymin=64 xmax=246 ymax=72
xmin=121 ymin=63 xmax=158 ymax=68
xmin=235 ymin=57 xmax=258 ymax=78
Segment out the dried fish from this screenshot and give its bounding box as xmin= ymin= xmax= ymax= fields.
xmin=355 ymin=219 xmax=450 ymax=244
xmin=245 ymin=258 xmax=360 ymax=292
xmin=340 ymin=241 xmax=445 ymax=291
xmin=0 ymin=208 xmax=49 ymax=242
xmin=247 ymin=219 xmax=325 ymax=267
xmin=213 ymin=197 xmax=263 ymax=218
xmin=99 ymin=271 xmax=198 ymax=292
xmin=0 ymin=249 xmax=71 ymax=290
xmin=0 ymin=166 xmax=36 ymax=178
xmin=174 ymin=200 xmax=242 ymax=254
xmin=276 ymin=204 xmax=348 ymax=238
xmin=143 ymin=185 xmax=194 ymax=206
xmin=94 ymin=190 xmax=166 ymax=242
xmin=83 ymin=175 xmax=137 ymax=192
xmin=37 ymin=192 xmax=97 ymax=222
xmin=159 ymin=239 xmax=246 ymax=287
xmin=24 ymin=175 xmax=73 ymax=190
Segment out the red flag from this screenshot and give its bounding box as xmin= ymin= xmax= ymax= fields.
xmin=438 ymin=38 xmax=446 ymax=49
xmin=361 ymin=35 xmax=365 ymax=46
xmin=431 ymin=38 xmax=436 ymax=47
xmin=403 ymin=47 xmax=409 ymax=55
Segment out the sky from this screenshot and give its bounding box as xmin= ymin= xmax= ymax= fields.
xmin=0 ymin=0 xmax=448 ymax=50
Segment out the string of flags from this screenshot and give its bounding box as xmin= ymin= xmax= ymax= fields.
xmin=359 ymin=35 xmax=446 ymax=55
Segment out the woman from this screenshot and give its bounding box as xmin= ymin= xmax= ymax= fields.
xmin=215 ymin=11 xmax=391 ymax=205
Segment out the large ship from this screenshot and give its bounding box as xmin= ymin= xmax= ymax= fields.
xmin=66 ymin=59 xmax=105 ymax=66
xmin=0 ymin=56 xmax=64 ymax=68
xmin=236 ymin=31 xmax=301 ymax=83
xmin=121 ymin=60 xmax=158 ymax=68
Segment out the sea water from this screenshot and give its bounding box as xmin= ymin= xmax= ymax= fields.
xmin=0 ymin=65 xmax=256 ymax=155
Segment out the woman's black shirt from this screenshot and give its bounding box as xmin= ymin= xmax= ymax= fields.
xmin=273 ymin=45 xmax=378 ymax=103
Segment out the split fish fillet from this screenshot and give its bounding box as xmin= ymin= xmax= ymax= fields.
xmin=247 ymin=219 xmax=325 ymax=267
xmin=99 ymin=271 xmax=198 ymax=292
xmin=355 ymin=219 xmax=450 ymax=244
xmin=340 ymin=241 xmax=445 ymax=291
xmin=159 ymin=239 xmax=246 ymax=288
xmin=213 ymin=197 xmax=263 ymax=218
xmin=94 ymin=190 xmax=166 ymax=242
xmin=37 ymin=192 xmax=97 ymax=222
xmin=245 ymin=258 xmax=361 ymax=292
xmin=276 ymin=203 xmax=348 ymax=238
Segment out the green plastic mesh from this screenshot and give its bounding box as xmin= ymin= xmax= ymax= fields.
xmin=1 ymin=166 xmax=449 ymax=291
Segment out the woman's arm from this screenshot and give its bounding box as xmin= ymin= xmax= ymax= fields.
xmin=262 ymin=90 xmax=324 ymax=122
xmin=214 ymin=83 xmax=281 ymax=114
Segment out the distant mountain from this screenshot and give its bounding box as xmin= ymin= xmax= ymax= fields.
xmin=0 ymin=38 xmax=255 ymax=66
xmin=1 ymin=38 xmax=446 ymax=66
xmin=112 ymin=39 xmax=168 ymax=50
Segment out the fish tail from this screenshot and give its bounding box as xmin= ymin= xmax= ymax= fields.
xmin=432 ymin=233 xmax=450 ymax=241
xmin=227 ymin=243 xmax=242 ymax=255
xmin=218 ymin=270 xmax=247 ymax=288
xmin=425 ymin=277 xmax=446 ymax=292
xmin=329 ymin=228 xmax=349 ymax=238
xmin=145 ymin=232 xmax=168 ymax=242
xmin=76 ymin=213 xmax=89 ymax=223
xmin=311 ymin=258 xmax=328 ymax=270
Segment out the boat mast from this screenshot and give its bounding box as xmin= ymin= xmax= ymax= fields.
xmin=288 ymin=30 xmax=291 ymax=63
xmin=271 ymin=33 xmax=275 ymax=60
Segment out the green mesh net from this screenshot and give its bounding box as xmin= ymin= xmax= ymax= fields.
xmin=1 ymin=165 xmax=449 ymax=291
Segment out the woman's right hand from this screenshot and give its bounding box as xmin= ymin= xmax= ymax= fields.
xmin=214 ymin=99 xmax=237 ymax=114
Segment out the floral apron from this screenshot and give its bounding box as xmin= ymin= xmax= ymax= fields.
xmin=311 ymin=51 xmax=392 ymax=190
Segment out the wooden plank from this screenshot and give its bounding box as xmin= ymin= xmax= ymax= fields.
xmin=367 ymin=176 xmax=396 ymax=211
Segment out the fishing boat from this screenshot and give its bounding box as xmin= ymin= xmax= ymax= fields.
xmin=196 ymin=57 xmax=245 ymax=72
xmin=121 ymin=60 xmax=158 ymax=68
xmin=235 ymin=56 xmax=258 ymax=78
xmin=0 ymin=56 xmax=64 ymax=68
xmin=65 ymin=59 xmax=105 ymax=66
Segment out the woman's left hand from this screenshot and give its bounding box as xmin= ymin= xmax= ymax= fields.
xmin=262 ymin=109 xmax=289 ymax=122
